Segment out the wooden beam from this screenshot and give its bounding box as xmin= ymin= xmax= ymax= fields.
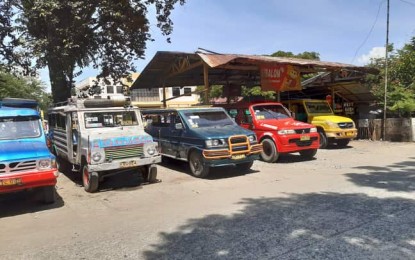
xmin=167 ymin=61 xmax=203 ymax=78
xmin=217 ymin=64 xmax=259 ymax=71
xmin=204 ymin=63 xmax=209 ymax=105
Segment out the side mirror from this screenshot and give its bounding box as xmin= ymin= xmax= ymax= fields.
xmin=175 ymin=123 xmax=183 ymax=130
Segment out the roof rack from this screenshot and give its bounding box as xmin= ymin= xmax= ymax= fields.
xmin=50 ymin=94 xmax=132 ymax=109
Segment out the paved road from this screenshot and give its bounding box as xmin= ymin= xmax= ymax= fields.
xmin=1 ymin=140 xmax=415 ymax=259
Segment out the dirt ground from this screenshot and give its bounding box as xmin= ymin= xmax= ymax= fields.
xmin=1 ymin=140 xmax=415 ymax=259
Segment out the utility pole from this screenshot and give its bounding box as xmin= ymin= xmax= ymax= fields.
xmin=383 ymin=0 xmax=390 ymax=141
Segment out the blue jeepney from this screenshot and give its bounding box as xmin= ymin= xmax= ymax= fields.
xmin=142 ymin=107 xmax=263 ymax=178
xmin=0 ymin=98 xmax=58 ymax=203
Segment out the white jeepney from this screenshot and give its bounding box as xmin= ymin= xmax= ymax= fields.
xmin=47 ymin=96 xmax=161 ymax=192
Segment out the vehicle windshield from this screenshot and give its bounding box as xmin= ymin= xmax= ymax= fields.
xmin=305 ymin=102 xmax=333 ymax=114
xmin=252 ymin=104 xmax=291 ymax=120
xmin=0 ymin=116 xmax=42 ymax=140
xmin=182 ymin=110 xmax=235 ymax=128
xmin=84 ymin=111 xmax=139 ymax=128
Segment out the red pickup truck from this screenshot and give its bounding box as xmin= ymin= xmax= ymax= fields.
xmin=219 ymin=102 xmax=320 ymax=163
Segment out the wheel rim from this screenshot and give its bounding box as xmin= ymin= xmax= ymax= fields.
xmin=190 ymin=153 xmax=202 ymax=174
xmin=83 ymin=167 xmax=89 ymax=187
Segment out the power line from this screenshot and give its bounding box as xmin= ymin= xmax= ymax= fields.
xmin=399 ymin=0 xmax=415 ymax=7
xmin=351 ymin=0 xmax=386 ymax=64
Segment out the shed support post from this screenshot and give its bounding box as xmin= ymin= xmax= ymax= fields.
xmin=204 ymin=63 xmax=210 ymax=105
xmin=331 ymin=87 xmax=335 ymax=110
xmin=162 ymin=84 xmax=167 ymax=108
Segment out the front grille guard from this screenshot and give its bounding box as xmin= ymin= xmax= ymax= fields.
xmin=202 ymin=135 xmax=263 ymax=159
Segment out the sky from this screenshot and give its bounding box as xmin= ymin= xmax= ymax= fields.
xmin=40 ymin=0 xmax=415 ymax=90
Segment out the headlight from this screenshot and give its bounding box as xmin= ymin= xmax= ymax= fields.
xmin=277 ymin=129 xmax=296 ymax=135
xmin=144 ymin=143 xmax=158 ymax=156
xmin=38 ymin=159 xmax=52 ymax=169
xmin=205 ymin=139 xmax=227 ymax=148
xmin=248 ymin=135 xmax=257 ymax=143
xmin=92 ymin=152 xmax=102 ymax=162
xmin=147 ymin=146 xmax=156 ymax=155
xmin=310 ymin=127 xmax=317 ymax=133
xmin=325 ymin=121 xmax=338 ymax=128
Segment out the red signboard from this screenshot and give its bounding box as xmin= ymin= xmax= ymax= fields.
xmin=260 ymin=64 xmax=302 ymax=92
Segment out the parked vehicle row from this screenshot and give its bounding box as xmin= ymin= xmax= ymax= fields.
xmin=0 ymin=96 xmax=357 ymax=203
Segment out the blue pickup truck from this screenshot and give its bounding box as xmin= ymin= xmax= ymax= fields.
xmin=142 ymin=107 xmax=263 ymax=178
xmin=0 ymin=98 xmax=58 ymax=203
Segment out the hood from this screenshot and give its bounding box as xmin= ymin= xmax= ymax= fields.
xmin=191 ymin=124 xmax=254 ymax=139
xmin=312 ymin=115 xmax=354 ymax=123
xmin=256 ymin=118 xmax=314 ymax=131
xmin=0 ymin=140 xmax=51 ymax=162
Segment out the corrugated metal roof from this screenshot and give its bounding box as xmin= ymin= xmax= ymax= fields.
xmin=198 ymin=53 xmax=376 ymax=72
xmin=131 ymin=51 xmax=378 ymax=92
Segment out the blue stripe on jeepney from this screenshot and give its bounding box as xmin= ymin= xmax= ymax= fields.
xmin=92 ymin=136 xmax=153 ymax=148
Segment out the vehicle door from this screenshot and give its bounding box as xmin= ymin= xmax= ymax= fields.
xmin=168 ymin=112 xmax=185 ymax=159
xmin=151 ymin=112 xmax=173 ymax=156
xmin=240 ymin=108 xmax=254 ymax=130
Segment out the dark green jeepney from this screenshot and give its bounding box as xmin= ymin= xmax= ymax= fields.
xmin=141 ymin=107 xmax=262 ymax=178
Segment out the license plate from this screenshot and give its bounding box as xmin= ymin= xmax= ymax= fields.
xmin=232 ymin=154 xmax=246 ymax=160
xmin=300 ymin=135 xmax=310 ymax=141
xmin=120 ymin=161 xmax=137 ymax=168
xmin=0 ymin=178 xmax=22 ymax=186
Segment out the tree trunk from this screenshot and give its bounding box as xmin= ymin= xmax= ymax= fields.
xmin=48 ymin=59 xmax=71 ymax=103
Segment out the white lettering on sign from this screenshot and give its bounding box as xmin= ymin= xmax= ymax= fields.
xmin=262 ymin=67 xmax=285 ymax=78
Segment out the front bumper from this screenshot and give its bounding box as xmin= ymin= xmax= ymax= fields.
xmin=205 ymin=153 xmax=260 ymax=168
xmin=326 ymin=129 xmax=357 ymax=139
xmin=201 ymin=143 xmax=262 ymax=167
xmin=88 ymin=155 xmax=161 ymax=172
xmin=0 ymin=169 xmax=58 ymax=194
xmin=277 ymin=134 xmax=320 ymax=153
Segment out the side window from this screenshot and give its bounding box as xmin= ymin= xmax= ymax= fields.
xmin=243 ymin=109 xmax=253 ymax=124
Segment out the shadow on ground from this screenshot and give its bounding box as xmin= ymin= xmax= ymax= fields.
xmin=143 ymin=193 xmax=415 ymax=260
xmin=277 ymin=154 xmax=318 ymax=164
xmin=160 ymin=158 xmax=259 ymax=180
xmin=0 ymin=189 xmax=64 ymax=218
xmin=58 ymin=161 xmax=147 ymax=193
xmin=346 ymin=158 xmax=415 ymax=192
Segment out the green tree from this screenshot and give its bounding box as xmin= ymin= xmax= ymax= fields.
xmin=0 ymin=0 xmax=185 ymax=103
xmin=366 ymin=39 xmax=415 ymax=117
xmin=0 ymin=71 xmax=51 ymax=111
xmin=270 ymin=51 xmax=320 ymax=60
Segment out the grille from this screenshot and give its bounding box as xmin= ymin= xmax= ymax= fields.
xmin=338 ymin=122 xmax=354 ymax=129
xmin=294 ymin=128 xmax=311 ymax=134
xmin=229 ymin=137 xmax=247 ymax=144
xmin=104 ymin=144 xmax=144 ymax=161
xmin=0 ymin=160 xmax=37 ymax=175
xmin=228 ymin=136 xmax=249 ymax=153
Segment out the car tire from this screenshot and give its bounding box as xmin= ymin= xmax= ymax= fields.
xmin=42 ymin=186 xmax=56 ymax=204
xmin=299 ymin=149 xmax=317 ymax=159
xmin=82 ymin=165 xmax=99 ymax=193
xmin=318 ymin=131 xmax=328 ymax=149
xmin=189 ymin=151 xmax=210 ymax=178
xmin=260 ymin=138 xmax=279 ymax=163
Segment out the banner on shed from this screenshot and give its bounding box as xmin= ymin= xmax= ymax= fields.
xmin=260 ymin=64 xmax=302 ymax=92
